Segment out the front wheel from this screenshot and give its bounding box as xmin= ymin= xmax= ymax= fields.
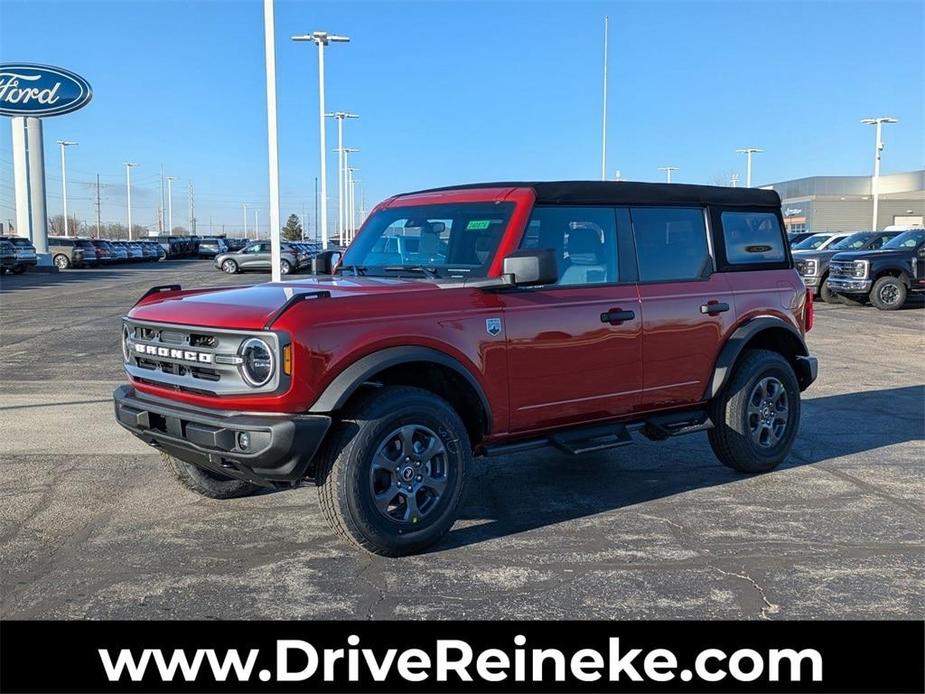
xmin=316 ymin=386 xmax=471 ymax=556
xmin=870 ymin=275 xmax=907 ymax=311
xmin=161 ymin=452 xmax=261 ymax=499
xmin=221 ymin=259 xmax=238 ymax=274
xmin=12 ymin=265 xmax=25 ymax=274
xmin=818 ymin=276 xmax=838 ymax=303
xmin=54 ymin=254 xmax=71 ymax=270
xmin=280 ymin=259 xmax=291 ymax=275
xmin=708 ymin=349 xmax=801 ymax=473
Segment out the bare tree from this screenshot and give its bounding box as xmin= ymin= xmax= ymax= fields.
xmin=48 ymin=214 xmax=83 ymax=236
xmin=710 ymin=170 xmax=739 ymax=187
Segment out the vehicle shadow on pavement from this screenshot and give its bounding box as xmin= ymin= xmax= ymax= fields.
xmin=436 ymin=384 xmax=925 ymax=552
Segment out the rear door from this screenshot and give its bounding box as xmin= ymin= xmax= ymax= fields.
xmin=501 ymin=205 xmax=643 ymax=433
xmin=631 ymin=206 xmax=736 ymax=410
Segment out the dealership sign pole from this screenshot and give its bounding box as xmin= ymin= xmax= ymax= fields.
xmin=1 ymin=63 xmax=92 ymax=267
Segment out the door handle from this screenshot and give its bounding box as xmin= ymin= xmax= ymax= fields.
xmin=700 ymin=301 xmax=730 ymax=315
xmin=601 ymin=309 xmax=636 ymax=324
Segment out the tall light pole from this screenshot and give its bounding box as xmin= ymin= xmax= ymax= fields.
xmin=340 ymin=147 xmax=358 ymax=244
xmin=658 ymin=166 xmax=678 ymax=183
xmin=124 ymin=162 xmax=138 ymax=240
xmin=56 ymin=140 xmax=78 ymax=236
xmin=242 ymin=203 xmax=248 ymax=238
xmin=861 ymin=117 xmax=898 ymax=230
xmin=263 ymin=0 xmax=282 ymax=281
xmin=292 ymin=31 xmax=351 ymax=250
xmin=601 ymin=15 xmax=609 ymax=181
xmin=347 ymin=167 xmax=358 ymax=242
xmin=254 ymin=209 xmax=259 ymax=239
xmin=735 ymin=147 xmax=763 ymax=187
xmin=327 ymin=112 xmax=358 ymax=241
xmin=166 ymin=176 xmax=176 ymax=233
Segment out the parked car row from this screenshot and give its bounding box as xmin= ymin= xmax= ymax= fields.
xmin=0 ymin=235 xmax=38 ymax=274
xmin=48 ymin=237 xmax=167 ymax=268
xmin=794 ymin=229 xmax=925 ymax=310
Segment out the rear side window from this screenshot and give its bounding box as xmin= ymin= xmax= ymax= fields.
xmin=631 ymin=207 xmax=710 ymax=282
xmin=721 ymin=211 xmax=785 ymax=264
xmin=519 ymin=206 xmax=619 ymax=285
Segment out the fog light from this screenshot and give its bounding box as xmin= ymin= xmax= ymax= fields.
xmin=237 ymin=432 xmax=250 ymax=451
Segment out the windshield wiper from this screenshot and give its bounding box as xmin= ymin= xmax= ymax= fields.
xmin=382 ymin=265 xmax=440 ymax=278
xmin=335 ymin=264 xmax=367 ymax=276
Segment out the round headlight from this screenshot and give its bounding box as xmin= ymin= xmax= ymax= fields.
xmin=121 ymin=324 xmax=131 ymax=362
xmin=240 ymin=338 xmax=275 ymax=387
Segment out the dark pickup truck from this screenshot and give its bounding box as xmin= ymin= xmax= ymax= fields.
xmin=826 ymin=229 xmax=925 ymax=310
xmin=793 ymin=231 xmax=898 ymax=302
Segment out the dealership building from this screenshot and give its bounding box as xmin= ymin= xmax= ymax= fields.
xmin=761 ymin=169 xmax=924 ymax=233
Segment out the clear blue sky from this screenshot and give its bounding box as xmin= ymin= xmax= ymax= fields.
xmin=1 ymin=0 xmax=923 ymax=235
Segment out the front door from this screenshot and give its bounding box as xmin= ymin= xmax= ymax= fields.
xmin=629 ymin=206 xmax=736 ymax=410
xmin=501 ymin=206 xmax=643 ymax=433
xmin=240 ymin=243 xmax=270 ymax=269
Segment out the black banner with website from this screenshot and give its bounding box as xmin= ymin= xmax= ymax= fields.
xmin=1 ymin=619 xmax=922 ymax=693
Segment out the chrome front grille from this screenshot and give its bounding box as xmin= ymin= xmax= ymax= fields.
xmin=123 ymin=319 xmax=283 ymax=396
xmin=829 ymin=261 xmax=854 ymax=278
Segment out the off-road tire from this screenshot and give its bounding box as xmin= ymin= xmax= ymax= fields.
xmin=315 ymin=386 xmax=471 ymax=556
xmin=221 ymin=259 xmax=238 ymax=274
xmin=54 ymin=254 xmax=71 ymax=270
xmin=708 ymin=349 xmax=800 ymax=473
xmin=161 ymin=452 xmax=261 ymax=499
xmin=870 ymin=275 xmax=907 ymax=311
xmin=818 ymin=275 xmax=837 ymax=303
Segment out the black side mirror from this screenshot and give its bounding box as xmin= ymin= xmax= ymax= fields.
xmin=313 ymin=250 xmax=342 ymax=275
xmin=917 ymin=245 xmax=925 ymax=258
xmin=502 ymin=248 xmax=558 ymax=287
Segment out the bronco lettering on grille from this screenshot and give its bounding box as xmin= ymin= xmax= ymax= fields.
xmin=133 ymin=343 xmax=213 ymax=364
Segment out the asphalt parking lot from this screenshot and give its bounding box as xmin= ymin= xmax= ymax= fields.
xmin=1 ymin=262 xmax=922 ymax=620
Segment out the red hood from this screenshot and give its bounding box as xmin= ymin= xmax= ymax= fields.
xmin=128 ymin=276 xmax=440 ymax=330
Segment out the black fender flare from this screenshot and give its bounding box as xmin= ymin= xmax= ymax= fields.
xmin=307 ymin=346 xmax=493 ymax=433
xmin=704 ymin=317 xmax=812 ymax=400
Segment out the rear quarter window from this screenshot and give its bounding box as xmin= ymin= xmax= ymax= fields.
xmin=720 ymin=211 xmax=786 ymax=265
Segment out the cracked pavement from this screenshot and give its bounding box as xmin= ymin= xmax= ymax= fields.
xmin=1 ymin=262 xmax=923 ymax=619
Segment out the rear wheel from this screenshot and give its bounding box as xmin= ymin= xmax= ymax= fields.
xmin=316 ymin=386 xmax=471 ymax=556
xmin=161 ymin=452 xmax=261 ymax=499
xmin=221 ymin=259 xmax=238 ymax=274
xmin=870 ymin=275 xmax=906 ymax=311
xmin=708 ymin=349 xmax=800 ymax=473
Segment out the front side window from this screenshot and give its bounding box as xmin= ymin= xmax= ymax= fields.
xmin=341 ymin=202 xmax=515 ymax=278
xmin=721 ymin=211 xmax=786 ymax=264
xmin=632 ymin=207 xmax=710 ymax=282
xmin=830 ymin=232 xmax=874 ymax=251
xmin=883 ymin=230 xmax=925 ymax=249
xmin=519 ymin=206 xmax=618 ymax=285
xmin=793 ymin=233 xmax=834 ymax=250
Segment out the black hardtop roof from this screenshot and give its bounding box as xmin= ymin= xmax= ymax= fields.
xmin=405 ymin=180 xmax=781 ymax=208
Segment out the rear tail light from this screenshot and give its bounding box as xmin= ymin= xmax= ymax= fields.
xmin=805 ymin=288 xmax=814 ymax=332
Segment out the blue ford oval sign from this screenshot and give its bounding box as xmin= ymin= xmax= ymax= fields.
xmin=0 ymin=63 xmax=92 ymax=117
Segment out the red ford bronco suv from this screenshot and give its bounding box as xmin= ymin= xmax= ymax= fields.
xmin=114 ymin=181 xmax=817 ymax=555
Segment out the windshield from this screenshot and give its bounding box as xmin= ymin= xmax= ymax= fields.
xmin=793 ymin=233 xmax=834 ymax=250
xmin=830 ymin=232 xmax=873 ymax=251
xmin=339 ymin=202 xmax=516 ymax=278
xmin=882 ymin=230 xmax=924 ymax=249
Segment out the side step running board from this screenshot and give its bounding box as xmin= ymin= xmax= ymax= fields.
xmin=481 ymin=410 xmax=713 ymax=458
xmin=549 ymin=424 xmax=632 ymax=455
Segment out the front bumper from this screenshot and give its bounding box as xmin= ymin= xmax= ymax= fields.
xmin=800 ymin=275 xmax=821 ymax=288
xmin=826 ymin=277 xmax=872 ymax=293
xmin=113 ymin=385 xmax=331 ymax=486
